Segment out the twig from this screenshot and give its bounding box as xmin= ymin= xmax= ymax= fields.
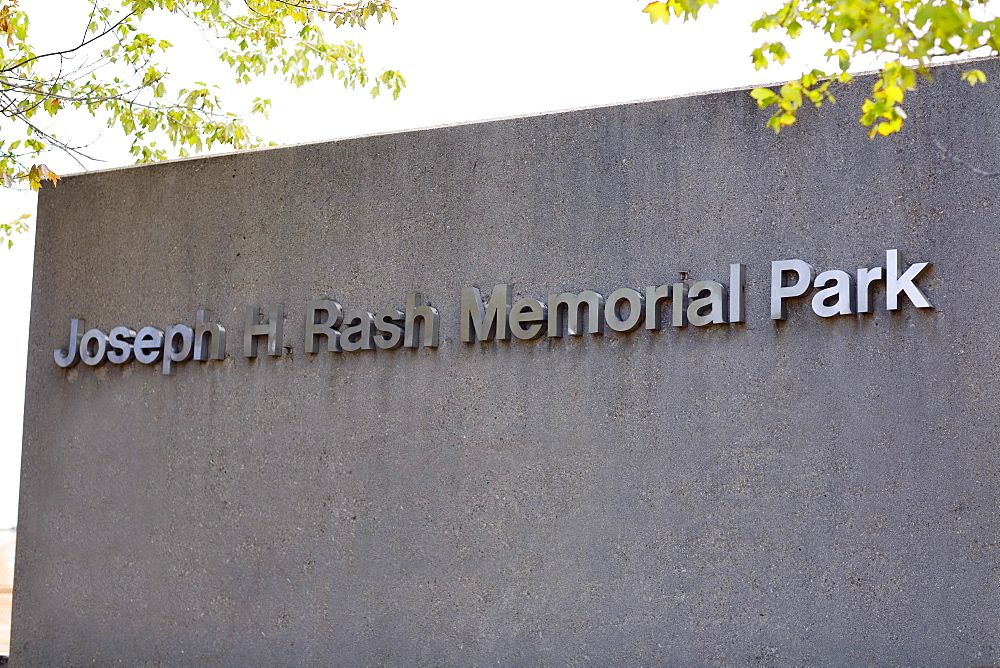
xmin=0 ymin=10 xmax=137 ymax=74
xmin=933 ymin=136 xmax=1000 ymax=178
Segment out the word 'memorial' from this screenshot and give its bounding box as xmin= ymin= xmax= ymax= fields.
xmin=460 ymin=264 xmax=746 ymax=343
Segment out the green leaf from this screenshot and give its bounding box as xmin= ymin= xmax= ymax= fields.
xmin=750 ymin=88 xmax=779 ymax=107
xmin=961 ymin=69 xmax=987 ymax=86
xmin=642 ymin=2 xmax=673 ymax=24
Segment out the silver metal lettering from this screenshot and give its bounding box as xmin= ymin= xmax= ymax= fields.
xmin=303 ymin=300 xmax=343 ymax=354
xmin=644 ymin=284 xmax=672 ymax=331
xmin=687 ymin=280 xmax=726 ymax=327
xmin=404 ymin=293 xmax=440 ymax=348
xmin=812 ymin=270 xmax=854 ymax=317
xmin=194 ymin=310 xmax=227 ymax=360
xmin=162 ymin=324 xmax=194 ymax=375
xmin=547 ymin=290 xmax=605 ymax=337
xmin=341 ymin=310 xmax=376 ymax=352
xmin=375 ymin=308 xmax=405 ymax=350
xmin=672 ymin=283 xmax=686 ymax=327
xmin=605 ymin=288 xmax=644 ymax=333
xmin=54 ymin=318 xmax=84 ymax=368
xmin=107 ymin=326 xmax=135 ymax=365
xmin=771 ymin=259 xmax=814 ymax=320
xmin=244 ymin=305 xmax=284 ymax=358
xmin=460 ymin=284 xmax=511 ymax=343
xmin=729 ymin=263 xmax=745 ymax=323
xmin=134 ymin=326 xmax=164 ymax=365
xmin=856 ymin=266 xmax=883 ymax=314
xmin=510 ymin=298 xmax=547 ymax=340
xmin=886 ymin=249 xmax=932 ymax=310
xmin=80 ymin=328 xmax=108 ymax=367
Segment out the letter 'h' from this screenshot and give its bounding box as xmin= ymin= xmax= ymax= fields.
xmin=244 ymin=305 xmax=284 ymax=357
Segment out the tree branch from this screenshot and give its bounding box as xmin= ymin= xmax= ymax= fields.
xmin=0 ymin=9 xmax=137 ymax=74
xmin=0 ymin=91 xmax=99 ymax=169
xmin=81 ymin=0 xmax=101 ymax=45
xmin=244 ymin=0 xmax=388 ymax=19
xmin=933 ymin=136 xmax=1000 ymax=178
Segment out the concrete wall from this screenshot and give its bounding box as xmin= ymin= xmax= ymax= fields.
xmin=13 ymin=59 xmax=1000 ymax=664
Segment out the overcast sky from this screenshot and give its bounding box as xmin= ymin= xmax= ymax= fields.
xmin=0 ymin=0 xmax=851 ymax=527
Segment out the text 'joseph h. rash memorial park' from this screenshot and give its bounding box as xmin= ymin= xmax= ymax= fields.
xmin=11 ymin=59 xmax=1000 ymax=664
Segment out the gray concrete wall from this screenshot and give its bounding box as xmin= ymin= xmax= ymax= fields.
xmin=12 ymin=59 xmax=1000 ymax=664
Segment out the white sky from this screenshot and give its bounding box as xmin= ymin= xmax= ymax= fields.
xmin=0 ymin=0 xmax=859 ymax=528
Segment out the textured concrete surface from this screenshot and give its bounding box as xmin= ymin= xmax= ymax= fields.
xmin=12 ymin=59 xmax=1000 ymax=665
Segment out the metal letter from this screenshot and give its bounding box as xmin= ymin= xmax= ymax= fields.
xmin=672 ymin=283 xmax=687 ymax=327
xmin=375 ymin=308 xmax=405 ymax=350
xmin=162 ymin=324 xmax=194 ymax=375
xmin=886 ymin=249 xmax=933 ymax=310
xmin=304 ymin=300 xmax=343 ymax=354
xmin=461 ymin=284 xmax=511 ymax=343
xmin=404 ymin=293 xmax=440 ymax=348
xmin=812 ymin=270 xmax=854 ymax=317
xmin=547 ymin=290 xmax=605 ymax=337
xmin=644 ymin=284 xmax=672 ymax=331
xmin=771 ymin=259 xmax=814 ymax=320
xmin=244 ymin=305 xmax=284 ymax=357
xmin=134 ymin=326 xmax=164 ymax=365
xmin=341 ymin=310 xmax=376 ymax=352
xmin=687 ymin=280 xmax=726 ymax=327
xmin=856 ymin=266 xmax=883 ymax=314
xmin=54 ymin=318 xmax=84 ymax=368
xmin=194 ymin=310 xmax=227 ymax=360
xmin=107 ymin=326 xmax=136 ymax=365
xmin=605 ymin=288 xmax=644 ymax=333
xmin=80 ymin=328 xmax=109 ymax=367
xmin=729 ymin=263 xmax=745 ymax=323
xmin=510 ymin=298 xmax=547 ymax=340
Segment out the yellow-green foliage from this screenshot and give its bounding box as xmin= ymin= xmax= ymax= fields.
xmin=644 ymin=0 xmax=999 ymax=137
xmin=0 ymin=0 xmax=404 ymax=192
xmin=0 ymin=211 xmax=28 ymax=248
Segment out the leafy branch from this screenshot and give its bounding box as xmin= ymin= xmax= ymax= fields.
xmin=0 ymin=0 xmax=405 ymax=189
xmin=644 ymin=0 xmax=1000 ymax=137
